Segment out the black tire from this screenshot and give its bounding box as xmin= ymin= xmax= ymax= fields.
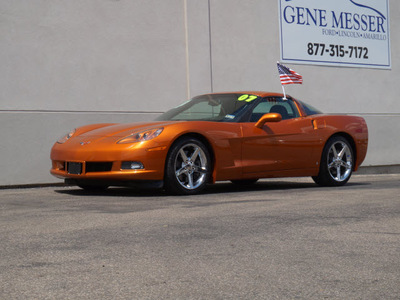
xmin=231 ymin=179 xmax=259 ymax=185
xmin=164 ymin=137 xmax=211 ymax=195
xmin=312 ymin=136 xmax=354 ymax=186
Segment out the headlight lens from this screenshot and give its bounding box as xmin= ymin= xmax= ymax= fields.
xmin=57 ymin=129 xmax=76 ymax=144
xmin=117 ymin=128 xmax=163 ymax=144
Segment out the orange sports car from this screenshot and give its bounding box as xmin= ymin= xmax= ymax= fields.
xmin=50 ymin=92 xmax=368 ymax=194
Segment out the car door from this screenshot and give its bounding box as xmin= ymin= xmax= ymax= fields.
xmin=240 ymin=97 xmax=320 ymax=175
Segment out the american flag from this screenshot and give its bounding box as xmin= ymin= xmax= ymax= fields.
xmin=277 ymin=63 xmax=303 ymax=85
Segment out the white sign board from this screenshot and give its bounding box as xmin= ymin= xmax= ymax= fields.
xmin=279 ymin=0 xmax=391 ymax=69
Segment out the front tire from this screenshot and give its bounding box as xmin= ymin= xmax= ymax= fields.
xmin=312 ymin=136 xmax=354 ymax=186
xmin=164 ymin=137 xmax=211 ymax=195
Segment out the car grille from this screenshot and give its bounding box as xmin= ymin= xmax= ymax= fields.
xmin=64 ymin=162 xmax=113 ymax=174
xmin=67 ymin=162 xmax=83 ymax=175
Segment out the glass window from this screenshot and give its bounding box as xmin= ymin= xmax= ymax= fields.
xmin=171 ymin=101 xmax=222 ymax=120
xmin=299 ymin=101 xmax=323 ymax=116
xmin=249 ymin=97 xmax=299 ymax=122
xmin=156 ymin=93 xmax=258 ymax=122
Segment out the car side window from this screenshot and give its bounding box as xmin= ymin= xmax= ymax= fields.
xmin=249 ymin=97 xmax=299 ymax=122
xmin=298 ymin=100 xmax=323 ymax=116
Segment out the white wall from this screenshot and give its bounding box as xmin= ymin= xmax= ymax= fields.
xmin=0 ymin=0 xmax=399 ymax=185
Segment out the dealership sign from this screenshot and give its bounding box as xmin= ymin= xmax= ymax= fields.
xmin=279 ymin=0 xmax=391 ymax=69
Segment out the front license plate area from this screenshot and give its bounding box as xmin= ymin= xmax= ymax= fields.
xmin=67 ymin=162 xmax=83 ymax=175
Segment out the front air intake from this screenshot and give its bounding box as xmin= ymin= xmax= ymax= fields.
xmin=85 ymin=162 xmax=113 ymax=173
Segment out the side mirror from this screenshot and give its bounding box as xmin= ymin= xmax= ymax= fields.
xmin=255 ymin=113 xmax=282 ymax=128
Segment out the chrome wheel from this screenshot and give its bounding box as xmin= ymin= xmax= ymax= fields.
xmin=174 ymin=143 xmax=208 ymax=190
xmin=327 ymin=141 xmax=353 ymax=182
xmin=165 ymin=137 xmax=211 ymax=195
xmin=312 ymin=136 xmax=354 ymax=186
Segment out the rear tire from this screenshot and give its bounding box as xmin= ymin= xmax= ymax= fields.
xmin=312 ymin=136 xmax=354 ymax=186
xmin=164 ymin=137 xmax=211 ymax=195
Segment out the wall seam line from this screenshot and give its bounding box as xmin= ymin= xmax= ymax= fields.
xmin=208 ymin=0 xmax=214 ymax=93
xmin=183 ymin=0 xmax=191 ymax=99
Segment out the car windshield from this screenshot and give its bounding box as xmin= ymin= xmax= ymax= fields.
xmin=156 ymin=93 xmax=258 ymax=122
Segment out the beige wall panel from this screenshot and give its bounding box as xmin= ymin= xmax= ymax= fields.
xmin=0 ymin=0 xmax=188 ymax=112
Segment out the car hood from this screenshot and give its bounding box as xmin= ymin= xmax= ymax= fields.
xmin=78 ymin=121 xmax=182 ymax=138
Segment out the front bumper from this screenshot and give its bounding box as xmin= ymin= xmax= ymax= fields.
xmin=50 ymin=164 xmax=163 ymax=181
xmin=50 ymin=138 xmax=168 ymax=182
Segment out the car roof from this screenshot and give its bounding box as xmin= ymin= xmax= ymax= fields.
xmin=203 ymin=91 xmax=290 ymax=98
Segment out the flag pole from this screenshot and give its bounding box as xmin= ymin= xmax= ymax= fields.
xmin=277 ymin=61 xmax=287 ymax=100
xmin=281 ymin=84 xmax=287 ymax=100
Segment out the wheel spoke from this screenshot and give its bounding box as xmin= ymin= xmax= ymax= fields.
xmin=187 ymin=173 xmax=194 ymax=188
xmin=193 ymin=166 xmax=207 ymax=173
xmin=342 ymin=161 xmax=352 ymax=170
xmin=179 ymin=149 xmax=188 ymax=162
xmin=338 ymin=144 xmax=348 ymax=160
xmin=176 ymin=167 xmax=187 ymax=177
xmin=331 ymin=145 xmax=338 ymax=159
xmin=336 ymin=166 xmax=342 ymax=180
xmin=189 ymin=147 xmax=200 ymax=162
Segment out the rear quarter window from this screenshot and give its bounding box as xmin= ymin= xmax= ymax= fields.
xmin=299 ymin=101 xmax=323 ymax=116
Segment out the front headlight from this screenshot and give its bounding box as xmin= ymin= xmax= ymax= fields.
xmin=117 ymin=128 xmax=164 ymax=144
xmin=57 ymin=129 xmax=76 ymax=144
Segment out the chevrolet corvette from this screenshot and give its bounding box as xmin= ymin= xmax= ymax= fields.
xmin=50 ymin=92 xmax=368 ymax=194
